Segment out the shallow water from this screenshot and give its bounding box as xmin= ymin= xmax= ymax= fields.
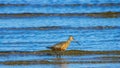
xmin=0 ymin=0 xmax=120 ymax=68
xmin=0 ymin=28 xmax=120 ymax=51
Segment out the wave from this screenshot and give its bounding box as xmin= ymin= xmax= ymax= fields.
xmin=0 ymin=41 xmax=55 ymax=44
xmin=0 ymin=12 xmax=120 ymax=18
xmin=0 ymin=50 xmax=120 ymax=55
xmin=0 ymin=3 xmax=120 ymax=7
xmin=0 ymin=26 xmax=120 ymax=30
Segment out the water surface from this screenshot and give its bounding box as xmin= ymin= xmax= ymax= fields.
xmin=0 ymin=0 xmax=120 ymax=68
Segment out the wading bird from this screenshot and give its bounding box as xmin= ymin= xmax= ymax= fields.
xmin=46 ymin=36 xmax=81 ymax=57
xmin=47 ymin=36 xmax=74 ymax=52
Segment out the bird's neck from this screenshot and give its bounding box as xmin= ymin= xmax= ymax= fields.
xmin=67 ymin=39 xmax=71 ymax=43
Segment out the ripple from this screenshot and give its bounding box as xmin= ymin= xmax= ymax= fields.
xmin=0 ymin=26 xmax=119 ymax=30
xmin=0 ymin=12 xmax=120 ymax=18
xmin=0 ymin=3 xmax=120 ymax=7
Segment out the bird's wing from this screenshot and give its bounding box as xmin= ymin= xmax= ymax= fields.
xmin=52 ymin=41 xmax=66 ymax=48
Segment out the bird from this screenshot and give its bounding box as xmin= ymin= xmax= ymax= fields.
xmin=46 ymin=36 xmax=74 ymax=51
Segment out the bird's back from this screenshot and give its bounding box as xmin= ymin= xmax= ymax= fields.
xmin=47 ymin=41 xmax=67 ymax=51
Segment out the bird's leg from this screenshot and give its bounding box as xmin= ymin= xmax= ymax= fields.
xmin=55 ymin=51 xmax=61 ymax=58
xmin=60 ymin=51 xmax=65 ymax=56
xmin=59 ymin=51 xmax=62 ymax=58
xmin=54 ymin=51 xmax=59 ymax=58
xmin=63 ymin=51 xmax=65 ymax=55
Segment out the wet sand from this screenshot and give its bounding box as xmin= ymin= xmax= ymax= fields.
xmin=0 ymin=50 xmax=119 ymax=65
xmin=0 ymin=12 xmax=120 ymax=18
xmin=0 ymin=50 xmax=120 ymax=55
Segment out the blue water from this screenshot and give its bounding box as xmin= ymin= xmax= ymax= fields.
xmin=0 ymin=28 xmax=120 ymax=51
xmin=0 ymin=4 xmax=120 ymax=13
xmin=0 ymin=17 xmax=120 ymax=27
xmin=0 ymin=0 xmax=120 ymax=68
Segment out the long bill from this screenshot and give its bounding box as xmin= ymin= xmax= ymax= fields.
xmin=74 ymin=39 xmax=81 ymax=46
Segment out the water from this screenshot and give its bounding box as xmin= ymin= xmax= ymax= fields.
xmin=0 ymin=28 xmax=120 ymax=51
xmin=0 ymin=0 xmax=120 ymax=68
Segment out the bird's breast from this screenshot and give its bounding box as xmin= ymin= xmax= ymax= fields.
xmin=61 ymin=43 xmax=70 ymax=50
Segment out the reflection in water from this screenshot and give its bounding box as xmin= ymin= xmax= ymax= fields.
xmin=53 ymin=57 xmax=68 ymax=68
xmin=57 ymin=64 xmax=68 ymax=68
xmin=54 ymin=64 xmax=68 ymax=68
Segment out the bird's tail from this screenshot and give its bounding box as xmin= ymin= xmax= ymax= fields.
xmin=46 ymin=47 xmax=52 ymax=49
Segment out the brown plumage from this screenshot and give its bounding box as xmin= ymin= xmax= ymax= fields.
xmin=47 ymin=36 xmax=74 ymax=51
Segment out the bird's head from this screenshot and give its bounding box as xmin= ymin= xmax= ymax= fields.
xmin=68 ymin=36 xmax=74 ymax=41
xmin=68 ymin=35 xmax=81 ymax=46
